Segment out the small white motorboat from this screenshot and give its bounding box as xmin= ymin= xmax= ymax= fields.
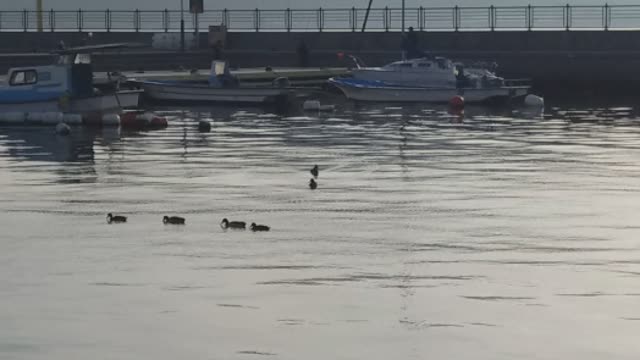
xmin=136 ymin=61 xmax=290 ymax=106
xmin=0 ymin=44 xmax=140 ymax=114
xmin=329 ymin=56 xmax=530 ymax=104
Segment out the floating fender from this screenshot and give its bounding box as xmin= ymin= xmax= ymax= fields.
xmin=62 ymin=113 xmax=83 ymax=125
xmin=449 ymin=95 xmax=465 ymax=109
xmin=303 ymin=100 xmax=321 ymax=111
xmin=119 ymin=112 xmax=141 ymax=129
xmin=0 ymin=112 xmax=26 ymax=124
xmin=55 ymin=122 xmax=71 ymax=136
xmin=524 ymin=94 xmax=545 ymax=107
xmin=102 ymin=114 xmax=121 ymax=127
xmin=147 ymin=115 xmax=168 ymax=129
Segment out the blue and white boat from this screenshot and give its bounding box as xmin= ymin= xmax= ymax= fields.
xmin=329 ymin=56 xmax=530 ymax=103
xmin=0 ymin=44 xmax=140 ymax=114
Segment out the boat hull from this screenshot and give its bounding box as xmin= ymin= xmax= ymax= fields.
xmin=329 ymin=78 xmax=529 ymax=104
xmin=0 ymin=91 xmax=140 ymax=113
xmin=140 ymin=81 xmax=289 ymax=105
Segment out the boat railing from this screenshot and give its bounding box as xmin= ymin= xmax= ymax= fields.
xmin=0 ymin=4 xmax=637 ymax=32
xmin=503 ymin=78 xmax=532 ymax=88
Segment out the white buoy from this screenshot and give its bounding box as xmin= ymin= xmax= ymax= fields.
xmin=303 ymin=100 xmax=321 ymax=111
xmin=55 ymin=122 xmax=71 ymax=136
xmin=102 ymin=114 xmax=121 ymax=127
xmin=0 ymin=112 xmax=25 ymax=124
xmin=524 ymin=94 xmax=545 ymax=107
xmin=62 ymin=113 xmax=83 ymax=125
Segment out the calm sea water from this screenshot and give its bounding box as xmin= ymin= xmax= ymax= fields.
xmin=2 ymin=102 xmax=640 ymax=359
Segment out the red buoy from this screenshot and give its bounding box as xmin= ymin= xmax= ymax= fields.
xmin=149 ymin=116 xmax=168 ymax=129
xmin=449 ymin=95 xmax=465 ymax=109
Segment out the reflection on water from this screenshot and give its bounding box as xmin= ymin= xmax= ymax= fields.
xmin=3 ymin=101 xmax=640 ymax=359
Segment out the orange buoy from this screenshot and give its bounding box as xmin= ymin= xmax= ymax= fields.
xmin=449 ymin=95 xmax=465 ymax=109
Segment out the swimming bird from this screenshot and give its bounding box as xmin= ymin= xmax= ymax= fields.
xmin=107 ymin=213 xmax=127 ymax=224
xmin=309 ymin=178 xmax=317 ymax=190
xmin=310 ymin=165 xmax=319 ymax=178
xmin=251 ymin=223 xmax=270 ymax=232
xmin=221 ymin=218 xmax=246 ymax=230
xmin=163 ymin=216 xmax=185 ymax=225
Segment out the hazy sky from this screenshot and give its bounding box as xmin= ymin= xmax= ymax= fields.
xmin=4 ymin=1 xmax=635 ymax=11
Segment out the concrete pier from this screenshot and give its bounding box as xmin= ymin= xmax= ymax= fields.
xmin=0 ymin=31 xmax=639 ymax=94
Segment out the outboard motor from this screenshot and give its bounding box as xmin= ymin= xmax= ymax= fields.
xmin=273 ymin=77 xmax=291 ymax=88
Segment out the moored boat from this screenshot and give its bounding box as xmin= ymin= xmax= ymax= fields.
xmin=0 ymin=44 xmax=140 ymax=114
xmin=136 ymin=61 xmax=290 ymax=106
xmin=329 ymin=56 xmax=531 ymax=104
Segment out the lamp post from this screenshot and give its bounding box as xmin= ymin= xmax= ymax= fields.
xmin=180 ymin=0 xmax=185 ymax=52
xmin=36 ymin=0 xmax=43 ymax=32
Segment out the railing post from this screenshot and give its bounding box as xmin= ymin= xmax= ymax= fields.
xmin=603 ymin=3 xmax=609 ymax=31
xmin=419 ymin=6 xmax=424 ymax=31
xmin=163 ymin=9 xmax=168 ymax=32
xmin=50 ymin=9 xmax=55 ymax=32
xmin=77 ymin=9 xmax=82 ymax=32
xmin=0 ymin=12 xmax=2 ymax=32
xmin=105 ymin=9 xmax=111 ymax=32
xmin=351 ymin=7 xmax=356 ymax=32
xmin=527 ymin=5 xmax=532 ymax=31
xmin=254 ymin=8 xmax=259 ymax=32
xmin=134 ymin=9 xmax=140 ymax=32
xmin=222 ymin=8 xmax=228 ymax=27
xmin=23 ymin=9 xmax=28 ymax=32
xmin=285 ymin=8 xmax=291 ymax=32
xmin=318 ymin=8 xmax=324 ymax=32
xmin=565 ymin=3 xmax=570 ymax=31
xmin=489 ymin=5 xmax=495 ymax=31
xmin=384 ymin=6 xmax=389 ymax=32
xmin=454 ymin=6 xmax=459 ymax=31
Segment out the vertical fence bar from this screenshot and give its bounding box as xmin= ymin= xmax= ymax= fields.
xmin=163 ymin=9 xmax=168 ymax=32
xmin=318 ymin=8 xmax=324 ymax=32
xmin=565 ymin=4 xmax=570 ymax=31
xmin=254 ymin=8 xmax=259 ymax=32
xmin=23 ymin=9 xmax=28 ymax=32
xmin=489 ymin=5 xmax=495 ymax=31
xmin=78 ymin=9 xmax=83 ymax=32
xmin=351 ymin=7 xmax=356 ymax=32
xmin=50 ymin=9 xmax=55 ymax=32
xmin=603 ymin=3 xmax=609 ymax=30
xmin=285 ymin=8 xmax=291 ymax=32
xmin=527 ymin=5 xmax=532 ymax=31
xmin=454 ymin=6 xmax=459 ymax=31
xmin=383 ymin=6 xmax=389 ymax=32
xmin=0 ymin=12 xmax=2 ymax=32
xmin=135 ymin=9 xmax=140 ymax=32
xmin=419 ymin=6 xmax=424 ymax=31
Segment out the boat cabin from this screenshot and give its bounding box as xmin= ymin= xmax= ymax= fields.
xmin=0 ymin=52 xmax=94 ymax=105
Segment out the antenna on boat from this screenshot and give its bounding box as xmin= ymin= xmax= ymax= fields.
xmin=361 ymin=0 xmax=374 ymax=32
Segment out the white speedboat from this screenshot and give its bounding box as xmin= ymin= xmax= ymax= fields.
xmin=329 ymin=57 xmax=530 ymax=103
xmin=0 ymin=44 xmax=140 ymax=114
xmin=136 ymin=61 xmax=290 ymax=106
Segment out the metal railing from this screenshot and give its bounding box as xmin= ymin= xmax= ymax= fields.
xmin=0 ymin=5 xmax=637 ymax=32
